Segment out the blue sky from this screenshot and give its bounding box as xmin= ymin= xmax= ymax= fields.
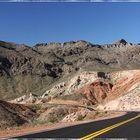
xmin=0 ymin=3 xmax=140 ymax=46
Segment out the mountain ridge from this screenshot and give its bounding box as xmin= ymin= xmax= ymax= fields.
xmin=1 ymin=39 xmax=139 ymax=48
xmin=0 ymin=39 xmax=140 ymax=100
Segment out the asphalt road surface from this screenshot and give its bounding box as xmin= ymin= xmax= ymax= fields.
xmin=14 ymin=112 xmax=140 ymax=139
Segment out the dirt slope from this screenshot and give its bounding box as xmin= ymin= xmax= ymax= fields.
xmin=0 ymin=100 xmax=36 ymax=129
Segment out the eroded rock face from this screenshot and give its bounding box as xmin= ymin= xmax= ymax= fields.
xmin=98 ymin=70 xmax=140 ymax=111
xmin=77 ymin=81 xmax=113 ymax=104
xmin=12 ymin=70 xmax=140 ymax=110
xmin=11 ymin=93 xmax=41 ymax=104
xmin=41 ymin=71 xmax=99 ymax=98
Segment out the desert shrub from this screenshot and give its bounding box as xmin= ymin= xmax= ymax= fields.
xmin=47 ymin=117 xmax=58 ymax=123
xmin=59 ymin=93 xmax=86 ymax=101
xmin=77 ymin=114 xmax=84 ymax=121
xmin=84 ymin=111 xmax=97 ymax=120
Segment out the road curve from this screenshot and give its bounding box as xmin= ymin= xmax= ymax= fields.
xmin=14 ymin=112 xmax=140 ymax=139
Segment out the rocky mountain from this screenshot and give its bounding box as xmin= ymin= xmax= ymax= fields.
xmin=1 ymin=39 xmax=140 ymax=100
xmin=2 ymin=39 xmax=140 ymax=131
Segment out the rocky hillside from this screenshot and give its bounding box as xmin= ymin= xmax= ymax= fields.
xmin=1 ymin=39 xmax=140 ymax=100
xmin=43 ymin=69 xmax=140 ymax=111
xmin=11 ymin=69 xmax=140 ymax=110
xmin=0 ymin=100 xmax=36 ymax=129
xmin=98 ymin=70 xmax=140 ymax=111
xmin=6 ymin=69 xmax=140 ymax=130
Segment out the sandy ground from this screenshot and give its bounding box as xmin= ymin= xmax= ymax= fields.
xmin=0 ymin=111 xmax=126 ymax=139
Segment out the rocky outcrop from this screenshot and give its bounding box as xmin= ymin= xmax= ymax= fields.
xmin=97 ymin=70 xmax=140 ymax=111
xmin=37 ymin=105 xmax=78 ymax=123
xmin=77 ymin=81 xmax=112 ymax=104
xmin=114 ymin=39 xmax=128 ymax=45
xmin=62 ymin=109 xmax=89 ymax=122
xmin=42 ymin=71 xmax=99 ymax=98
xmin=12 ymin=70 xmax=140 ymax=110
xmin=11 ymin=93 xmax=41 ymax=104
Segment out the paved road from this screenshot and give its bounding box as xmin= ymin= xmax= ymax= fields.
xmin=14 ymin=112 xmax=140 ymax=139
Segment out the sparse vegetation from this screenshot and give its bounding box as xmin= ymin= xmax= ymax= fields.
xmin=47 ymin=117 xmax=59 ymax=123
xmin=77 ymin=114 xmax=84 ymax=121
xmin=58 ymin=93 xmax=86 ymax=101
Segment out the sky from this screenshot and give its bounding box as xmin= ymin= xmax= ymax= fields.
xmin=0 ymin=3 xmax=140 ymax=46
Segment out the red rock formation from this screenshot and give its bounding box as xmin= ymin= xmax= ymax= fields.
xmin=105 ymin=72 xmax=140 ymax=102
xmin=77 ymin=80 xmax=113 ymax=104
xmin=77 ymin=72 xmax=140 ymax=105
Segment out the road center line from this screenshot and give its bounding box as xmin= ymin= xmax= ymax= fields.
xmin=80 ymin=114 xmax=140 ymax=140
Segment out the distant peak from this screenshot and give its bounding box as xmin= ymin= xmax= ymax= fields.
xmin=34 ymin=43 xmax=48 ymax=47
xmin=115 ymin=39 xmax=128 ymax=45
